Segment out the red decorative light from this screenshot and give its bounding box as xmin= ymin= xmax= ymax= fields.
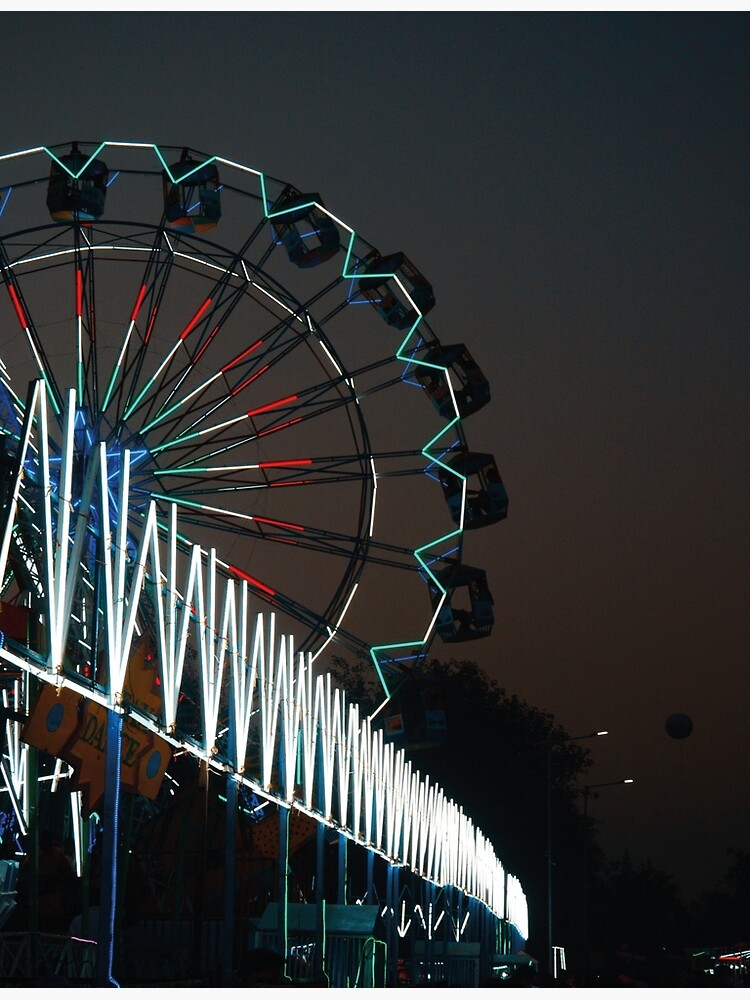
xmin=144 ymin=307 xmax=158 ymax=344
xmin=222 ymin=339 xmax=263 ymax=373
xmin=258 ymin=416 xmax=302 ymax=437
xmin=246 ymin=394 xmax=298 ymax=419
xmin=228 ymin=565 xmax=276 ymax=596
xmin=257 ymin=459 xmax=311 ymax=469
xmin=253 ymin=516 xmax=305 ymax=532
xmin=130 ymin=283 xmax=148 ymax=323
xmin=231 ymin=365 xmax=268 ymax=397
xmin=193 ymin=324 xmax=220 ymax=365
xmin=179 ymin=298 xmax=212 ymax=341
xmin=7 ymin=284 xmax=26 ymax=328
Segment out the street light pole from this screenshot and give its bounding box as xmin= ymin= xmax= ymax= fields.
xmin=547 ymin=730 xmax=608 ymax=979
xmin=583 ymin=779 xmax=634 ymax=820
xmin=582 ymin=778 xmax=634 ymax=980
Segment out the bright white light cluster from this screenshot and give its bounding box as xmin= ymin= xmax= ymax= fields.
xmin=0 ymin=383 xmax=527 ymax=942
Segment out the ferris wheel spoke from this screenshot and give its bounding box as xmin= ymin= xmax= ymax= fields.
xmin=163 ymin=499 xmax=425 ymax=573
xmin=169 ymin=213 xmax=271 ymax=278
xmin=136 ymin=286 xmax=250 ymax=431
xmin=136 ymin=336 xmax=274 ymax=445
xmin=131 ymin=269 xmax=361 ymax=453
xmin=0 ymin=237 xmax=63 ymax=415
xmin=231 ymin=518 xmax=415 ymax=571
xmin=146 ymin=390 xmax=303 ymax=457
xmin=224 ymin=558 xmax=371 ymax=660
xmin=73 ymin=236 xmax=87 ymax=408
xmin=115 ymin=256 xmax=227 ymax=427
xmin=112 ymin=245 xmax=183 ymax=430
xmin=119 ymin=226 xmax=288 ymax=428
xmin=150 ymin=497 xmax=368 ymax=558
xmin=138 ymin=246 xmax=289 ymax=427
xmin=144 ymin=340 xmax=348 ymax=459
xmin=287 ymin=273 xmax=347 ymax=320
xmin=137 ymin=308 xmax=305 ymax=442
xmin=120 ymin=294 xmax=214 ymax=425
xmin=102 ymin=228 xmax=175 ymax=419
xmin=75 ymin=233 xmax=104 ymax=417
xmin=145 ymin=449 xmax=429 ymax=496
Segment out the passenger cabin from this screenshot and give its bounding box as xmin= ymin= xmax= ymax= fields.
xmin=415 ymin=344 xmax=490 ymax=419
xmin=439 ymin=450 xmax=508 ymax=529
xmin=357 ymin=252 xmax=435 ymax=330
xmin=384 ymin=677 xmax=446 ymax=751
xmin=163 ymin=151 xmax=221 ymax=234
xmin=432 ymin=564 xmax=494 ymax=642
xmin=46 ymin=144 xmax=108 ymax=223
xmin=270 ymin=185 xmax=340 ymax=267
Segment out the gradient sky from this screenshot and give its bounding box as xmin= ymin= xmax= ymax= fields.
xmin=0 ymin=12 xmax=747 ymax=904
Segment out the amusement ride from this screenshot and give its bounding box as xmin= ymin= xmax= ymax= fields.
xmin=0 ymin=140 xmax=525 ymax=986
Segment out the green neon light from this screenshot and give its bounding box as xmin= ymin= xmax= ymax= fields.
xmin=150 ymin=492 xmax=201 ymax=511
xmin=139 ymin=396 xmax=186 ymax=435
xmin=358 ymin=292 xmax=465 ymax=694
xmin=415 ymin=527 xmax=462 ymax=558
xmin=149 ymin=425 xmax=204 ymax=454
xmin=421 ymin=415 xmax=461 ymax=454
xmin=43 ymin=377 xmax=61 ymax=417
xmin=122 ymin=370 xmax=159 ymax=422
xmin=153 ymin=145 xmax=217 ymax=185
xmin=369 ymin=647 xmax=392 ymax=698
xmin=424 ymin=451 xmax=464 ymax=478
xmin=340 ymin=232 xmax=362 ymax=279
xmin=369 ymin=641 xmax=433 ymax=698
xmin=154 ymin=519 xmax=194 ymax=548
xmin=259 ymin=173 xmax=269 ymax=215
xmin=152 ymin=146 xmax=173 ymax=177
xmin=101 ymin=362 xmax=121 ymax=414
xmin=415 ymin=529 xmax=462 ymax=589
xmin=396 ymin=327 xmax=449 ymax=372
xmin=157 ymin=465 xmax=211 ymax=475
xmin=421 ymin=417 xmax=465 ymax=476
xmin=401 ymin=354 xmax=447 ymax=375
xmin=76 ymin=357 xmax=84 ymax=408
xmin=266 ymin=197 xmax=319 ymax=220
xmin=367 ymin=375 xmax=465 ymax=687
xmin=356 ymin=936 xmax=387 ymax=989
xmin=321 ymin=899 xmax=327 ymax=981
xmin=43 ymin=142 xmax=107 ymax=179
xmin=371 ymin=640 xmax=424 ymax=657
xmin=395 ymin=316 xmax=423 ymax=349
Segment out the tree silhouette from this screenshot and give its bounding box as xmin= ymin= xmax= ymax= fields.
xmin=586 ymin=851 xmax=691 ymax=985
xmin=693 ymin=847 xmax=750 ymax=947
xmin=327 ymin=656 xmax=598 ymax=966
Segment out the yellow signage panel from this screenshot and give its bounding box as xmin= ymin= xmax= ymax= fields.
xmin=22 ymin=642 xmax=170 ymax=817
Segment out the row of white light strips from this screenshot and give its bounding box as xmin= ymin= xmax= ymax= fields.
xmin=0 ymin=383 xmax=528 ymax=941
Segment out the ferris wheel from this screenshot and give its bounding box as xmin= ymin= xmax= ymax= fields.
xmin=0 ymin=140 xmax=507 ymax=702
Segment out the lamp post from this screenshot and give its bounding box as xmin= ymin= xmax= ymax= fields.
xmin=547 ymin=730 xmax=608 ymax=979
xmin=582 ymin=778 xmax=634 ymax=980
xmin=583 ymin=779 xmax=634 ymax=820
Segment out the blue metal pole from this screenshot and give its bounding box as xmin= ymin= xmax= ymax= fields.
xmin=277 ymin=805 xmax=289 ymax=976
xmin=97 ymin=707 xmax=122 ymax=986
xmin=223 ymin=775 xmax=237 ymax=984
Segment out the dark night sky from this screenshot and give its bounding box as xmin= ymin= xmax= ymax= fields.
xmin=1 ymin=12 xmax=748 ymax=905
